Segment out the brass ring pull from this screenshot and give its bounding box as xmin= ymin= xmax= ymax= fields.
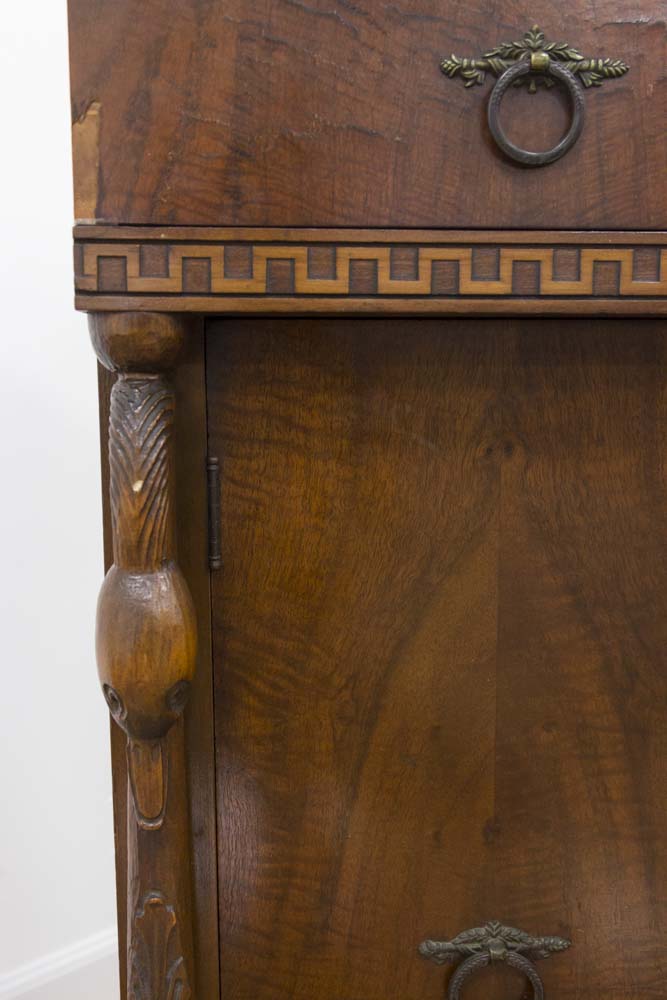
xmin=419 ymin=921 xmax=571 ymax=999
xmin=447 ymin=950 xmax=544 ymax=1000
xmin=487 ymin=57 xmax=585 ymax=167
xmin=440 ymin=25 xmax=629 ymax=169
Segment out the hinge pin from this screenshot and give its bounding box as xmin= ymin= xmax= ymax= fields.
xmin=207 ymin=457 xmax=222 ymax=571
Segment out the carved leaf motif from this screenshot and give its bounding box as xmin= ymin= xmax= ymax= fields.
xmin=440 ymin=56 xmax=487 ymax=87
xmin=524 ymin=25 xmax=545 ymax=49
xmin=482 ymin=57 xmax=505 ymax=76
xmin=484 ymin=42 xmax=528 ymax=60
xmin=442 ymin=25 xmax=628 ymax=93
xmin=543 ymin=41 xmax=584 ymax=62
xmin=129 ymin=893 xmax=191 ymax=1000
xmin=578 ymin=58 xmax=630 ymax=87
xmin=109 ymin=376 xmax=175 ymax=569
xmin=419 ymin=922 xmax=571 ymax=965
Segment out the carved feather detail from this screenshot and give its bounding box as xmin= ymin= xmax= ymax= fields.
xmin=109 ymin=376 xmax=175 ymax=570
xmin=129 ymin=893 xmax=192 ymax=1000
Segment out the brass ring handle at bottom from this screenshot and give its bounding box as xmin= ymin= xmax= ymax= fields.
xmin=448 ymin=950 xmax=544 ymax=1000
xmin=487 ymin=57 xmax=585 ymax=166
xmin=419 ymin=921 xmax=571 ymax=1000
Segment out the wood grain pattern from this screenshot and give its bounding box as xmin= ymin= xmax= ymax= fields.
xmin=79 ymin=295 xmax=667 ymax=317
xmin=208 ymin=319 xmax=500 ymax=1000
xmin=206 ymin=318 xmax=667 ymax=1000
xmin=75 ymin=228 xmax=667 ymax=245
xmin=66 ymin=1 xmax=665 ymax=229
xmin=173 ymin=327 xmax=221 ymax=1000
xmin=492 ymin=326 xmax=667 ymax=998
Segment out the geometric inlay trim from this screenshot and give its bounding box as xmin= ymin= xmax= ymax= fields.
xmin=73 ymin=227 xmax=667 ymax=314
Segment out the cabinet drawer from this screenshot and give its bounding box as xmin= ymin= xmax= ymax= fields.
xmin=68 ymin=1 xmax=665 ymax=229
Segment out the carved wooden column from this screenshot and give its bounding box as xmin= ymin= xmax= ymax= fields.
xmin=90 ymin=312 xmax=197 ymax=999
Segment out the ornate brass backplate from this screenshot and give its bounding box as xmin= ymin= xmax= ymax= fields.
xmin=441 ymin=25 xmax=629 ymax=93
xmin=440 ymin=26 xmax=629 ymax=166
xmin=419 ymin=921 xmax=571 ymax=1000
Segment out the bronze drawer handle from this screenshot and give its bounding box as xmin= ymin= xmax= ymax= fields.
xmin=447 ymin=950 xmax=545 ymax=999
xmin=487 ymin=56 xmax=584 ymax=166
xmin=419 ymin=920 xmax=571 ymax=1000
xmin=440 ymin=24 xmax=629 ymax=167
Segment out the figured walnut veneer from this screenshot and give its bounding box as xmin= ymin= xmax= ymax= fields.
xmin=66 ymin=1 xmax=665 ymax=230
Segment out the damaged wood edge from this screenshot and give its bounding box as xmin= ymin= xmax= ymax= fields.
xmin=72 ymin=100 xmax=101 ymax=224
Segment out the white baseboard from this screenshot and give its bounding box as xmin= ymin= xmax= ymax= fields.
xmin=0 ymin=927 xmax=119 ymax=1000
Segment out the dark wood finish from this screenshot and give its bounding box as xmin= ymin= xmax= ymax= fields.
xmin=67 ymin=2 xmax=667 ymax=997
xmin=67 ymin=1 xmax=663 ymax=229
xmin=80 ymin=296 xmax=667 ymax=318
xmin=206 ymin=317 xmax=667 ymax=1000
xmin=75 ymin=228 xmax=667 ymax=245
xmin=98 ymin=364 xmax=129 ymax=998
xmin=99 ymin=331 xmax=220 ymax=1000
xmin=493 ymin=326 xmax=667 ymax=999
xmin=92 ymin=313 xmax=200 ymax=999
xmin=174 ymin=329 xmax=220 ymax=999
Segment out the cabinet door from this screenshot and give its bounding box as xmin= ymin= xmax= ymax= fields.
xmin=206 ymin=318 xmax=667 ymax=1000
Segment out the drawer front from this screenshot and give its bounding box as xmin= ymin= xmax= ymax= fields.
xmin=68 ymin=1 xmax=665 ymax=229
xmin=206 ymin=318 xmax=667 ymax=1000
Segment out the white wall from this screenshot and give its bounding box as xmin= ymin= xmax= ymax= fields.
xmin=0 ymin=3 xmax=119 ymax=998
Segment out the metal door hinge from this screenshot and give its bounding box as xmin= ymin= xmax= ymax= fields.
xmin=207 ymin=456 xmax=222 ymax=571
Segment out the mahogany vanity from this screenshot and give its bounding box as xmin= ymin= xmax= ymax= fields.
xmin=66 ymin=4 xmax=667 ymax=998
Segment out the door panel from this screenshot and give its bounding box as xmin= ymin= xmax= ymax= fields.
xmin=206 ymin=318 xmax=667 ymax=999
xmin=494 ymin=330 xmax=667 ymax=997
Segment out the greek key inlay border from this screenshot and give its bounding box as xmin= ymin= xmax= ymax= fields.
xmin=74 ymin=227 xmax=667 ymax=313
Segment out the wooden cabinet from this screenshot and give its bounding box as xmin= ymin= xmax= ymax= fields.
xmin=66 ymin=4 xmax=667 ymax=999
